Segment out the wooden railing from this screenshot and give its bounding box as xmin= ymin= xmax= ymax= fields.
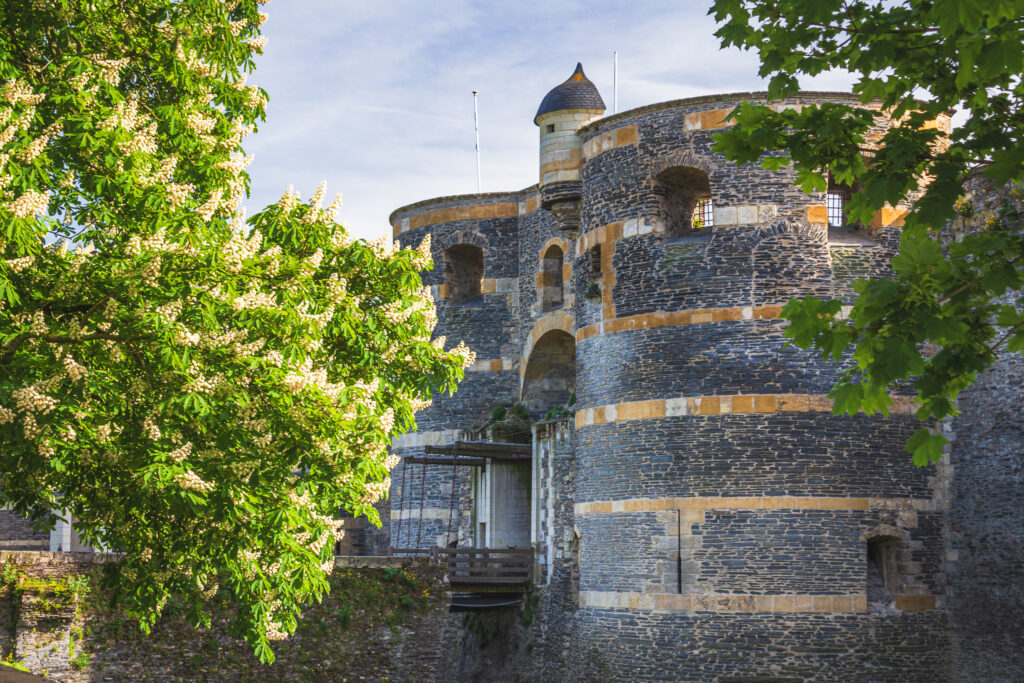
xmin=391 ymin=546 xmax=534 ymax=587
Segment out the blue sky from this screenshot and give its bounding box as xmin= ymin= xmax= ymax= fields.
xmin=243 ymin=1 xmax=857 ymax=241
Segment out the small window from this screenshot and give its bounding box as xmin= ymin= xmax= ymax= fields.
xmin=827 ymin=190 xmax=846 ymax=228
xmin=540 ymin=245 xmax=564 ymax=312
xmin=588 ymin=245 xmax=602 ymax=279
xmin=545 ymin=124 xmax=555 ymax=134
xmin=827 ymin=174 xmax=861 ymax=232
xmin=692 ymin=198 xmax=714 ymax=229
xmin=867 ymin=536 xmax=901 ymax=611
xmin=444 ymin=244 xmax=484 ymax=304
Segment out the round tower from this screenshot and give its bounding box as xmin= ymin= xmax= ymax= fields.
xmin=567 ymin=93 xmax=952 ymax=680
xmin=534 ymin=63 xmax=605 ymax=187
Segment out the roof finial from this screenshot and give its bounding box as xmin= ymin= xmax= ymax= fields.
xmin=534 ymin=63 xmax=606 ymax=124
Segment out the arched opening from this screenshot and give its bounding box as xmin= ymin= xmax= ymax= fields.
xmin=444 ymin=244 xmax=483 ymax=304
xmin=539 ymin=245 xmax=564 ymax=312
xmin=867 ymin=535 xmax=902 ymax=612
xmin=522 ymin=330 xmax=576 ymax=417
xmin=653 ymin=165 xmax=713 ymax=239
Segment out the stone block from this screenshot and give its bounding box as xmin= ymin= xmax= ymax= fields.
xmin=777 ymin=394 xmax=810 ymax=412
xmin=665 ymin=310 xmax=692 ymax=326
xmin=714 ymin=206 xmax=737 ymax=226
xmin=696 ymin=396 xmax=720 ymax=415
xmin=774 ymin=595 xmax=794 ymax=612
xmin=665 ymin=397 xmax=688 ymax=417
xmin=736 ymin=205 xmax=758 ymax=225
xmin=615 ymin=125 xmax=638 ymax=146
xmin=806 ymin=204 xmax=828 ymax=223
xmin=682 ymin=508 xmax=705 ymax=523
xmin=732 ymin=395 xmax=755 ymax=413
xmin=754 ymin=305 xmax=783 ymax=319
xmin=812 ymin=595 xmax=832 ymax=612
xmin=700 ymin=108 xmax=729 ymax=129
xmin=894 ymin=594 xmax=936 ymax=611
xmin=810 ymin=395 xmax=835 ymax=412
xmin=690 ymin=310 xmax=713 ymax=324
xmin=758 ymin=204 xmax=779 ymax=222
xmin=832 ymin=595 xmax=855 ymax=612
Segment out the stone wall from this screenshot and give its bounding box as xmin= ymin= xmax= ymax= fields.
xmin=0 ymin=551 xmax=457 ymax=682
xmin=0 ymin=509 xmax=48 ymax=551
xmin=946 ymin=176 xmax=1024 ymax=681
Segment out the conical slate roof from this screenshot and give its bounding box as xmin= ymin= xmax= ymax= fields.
xmin=534 ymin=63 xmax=606 ymax=124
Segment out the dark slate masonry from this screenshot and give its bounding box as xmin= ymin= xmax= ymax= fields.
xmin=381 ymin=81 xmax=1002 ymax=683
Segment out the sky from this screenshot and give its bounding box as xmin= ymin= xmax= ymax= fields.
xmin=243 ymin=1 xmax=858 ymax=241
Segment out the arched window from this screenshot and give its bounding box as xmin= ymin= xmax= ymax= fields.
xmin=653 ymin=166 xmax=713 ymax=239
xmin=539 ymin=245 xmax=564 ymax=312
xmin=444 ymin=244 xmax=483 ymax=304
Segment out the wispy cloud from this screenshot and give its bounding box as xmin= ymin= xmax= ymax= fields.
xmin=243 ymin=1 xmax=856 ymax=240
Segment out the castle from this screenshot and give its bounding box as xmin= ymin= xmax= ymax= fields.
xmin=2 ymin=63 xmax=1021 ymax=681
xmin=382 ymin=64 xmax=1024 ymax=680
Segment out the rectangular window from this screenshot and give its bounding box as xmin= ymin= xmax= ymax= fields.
xmin=588 ymin=245 xmax=602 ymax=279
xmin=692 ymin=199 xmax=714 ymax=229
xmin=827 ymin=192 xmax=846 ymax=228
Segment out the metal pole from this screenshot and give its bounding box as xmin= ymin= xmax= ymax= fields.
xmin=473 ymin=90 xmax=482 ymax=193
xmin=677 ymin=508 xmax=682 ymax=593
xmin=397 ymin=459 xmax=408 ymax=550
xmin=613 ymin=51 xmax=618 ymax=114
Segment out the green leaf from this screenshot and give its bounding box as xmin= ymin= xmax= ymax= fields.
xmin=906 ymin=429 xmax=946 ymax=467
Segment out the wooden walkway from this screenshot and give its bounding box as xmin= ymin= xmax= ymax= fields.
xmin=391 ymin=546 xmax=533 ymax=593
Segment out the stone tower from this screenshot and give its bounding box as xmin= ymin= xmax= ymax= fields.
xmin=387 ymin=65 xmax=962 ymax=679
xmin=535 ymin=62 xmax=605 ymax=187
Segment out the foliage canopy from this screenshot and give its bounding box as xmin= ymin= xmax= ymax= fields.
xmin=710 ymin=0 xmax=1024 ymax=464
xmin=0 ymin=0 xmax=472 ymax=661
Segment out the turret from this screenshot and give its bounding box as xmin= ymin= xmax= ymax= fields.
xmin=534 ymin=63 xmax=605 ymax=186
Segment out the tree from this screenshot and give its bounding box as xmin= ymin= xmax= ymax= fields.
xmin=0 ymin=0 xmax=472 ymax=662
xmin=710 ymin=0 xmax=1024 ymax=465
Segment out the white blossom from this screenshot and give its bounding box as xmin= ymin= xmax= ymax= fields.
xmin=6 ymin=190 xmax=49 ymax=218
